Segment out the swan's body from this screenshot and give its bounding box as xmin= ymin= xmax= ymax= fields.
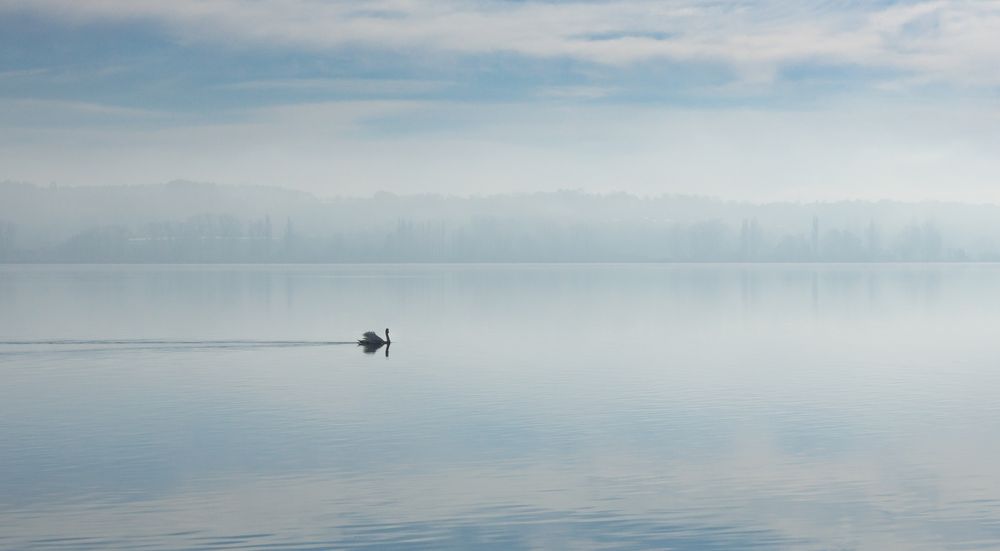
xmin=358 ymin=328 xmax=390 ymax=346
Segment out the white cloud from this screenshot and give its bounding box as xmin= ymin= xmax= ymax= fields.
xmin=4 ymin=0 xmax=999 ymax=86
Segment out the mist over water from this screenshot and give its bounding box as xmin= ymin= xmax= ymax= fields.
xmin=5 ymin=0 xmax=1000 ymax=547
xmin=5 ymin=183 xmax=1000 ymax=262
xmin=2 ymin=264 xmax=1000 ymax=549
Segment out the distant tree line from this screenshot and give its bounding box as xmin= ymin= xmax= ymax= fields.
xmin=0 ymin=182 xmax=996 ymax=262
xmin=0 ymin=213 xmax=977 ymax=263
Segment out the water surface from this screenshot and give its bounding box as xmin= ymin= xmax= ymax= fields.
xmin=2 ymin=264 xmax=1000 ymax=549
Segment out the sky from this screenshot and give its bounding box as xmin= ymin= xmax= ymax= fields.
xmin=0 ymin=0 xmax=998 ymax=201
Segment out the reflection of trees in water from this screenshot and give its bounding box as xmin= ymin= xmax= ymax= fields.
xmin=51 ymin=217 xmax=970 ymax=263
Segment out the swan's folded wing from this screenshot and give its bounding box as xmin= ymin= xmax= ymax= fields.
xmin=361 ymin=331 xmax=380 ymax=341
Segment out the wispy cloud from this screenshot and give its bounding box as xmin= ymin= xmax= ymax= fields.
xmin=217 ymin=78 xmax=450 ymax=96
xmin=4 ymin=0 xmax=999 ymax=87
xmin=0 ymin=67 xmax=51 ymax=79
xmin=538 ymin=86 xmax=617 ymax=101
xmin=0 ymin=98 xmax=167 ymax=124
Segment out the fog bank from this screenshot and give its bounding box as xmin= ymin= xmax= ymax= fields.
xmin=2 ymin=181 xmax=999 ymax=263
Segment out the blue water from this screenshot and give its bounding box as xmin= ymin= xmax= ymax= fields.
xmin=2 ymin=264 xmax=1000 ymax=549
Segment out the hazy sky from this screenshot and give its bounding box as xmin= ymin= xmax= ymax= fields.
xmin=1 ymin=0 xmax=998 ymax=201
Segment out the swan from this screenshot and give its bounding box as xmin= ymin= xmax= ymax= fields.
xmin=358 ymin=328 xmax=390 ymax=346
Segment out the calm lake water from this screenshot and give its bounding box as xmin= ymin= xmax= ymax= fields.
xmin=2 ymin=264 xmax=1000 ymax=550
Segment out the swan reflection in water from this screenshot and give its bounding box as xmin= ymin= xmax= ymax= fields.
xmin=358 ymin=328 xmax=390 ymax=357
